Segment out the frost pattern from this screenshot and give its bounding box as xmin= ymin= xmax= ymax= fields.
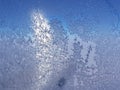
xmin=31 ymin=10 xmax=98 ymax=90
xmin=0 ymin=10 xmax=98 ymax=90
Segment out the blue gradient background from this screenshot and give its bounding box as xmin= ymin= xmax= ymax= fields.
xmin=0 ymin=0 xmax=120 ymax=33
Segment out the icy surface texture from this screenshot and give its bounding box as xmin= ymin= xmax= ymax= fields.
xmin=1 ymin=0 xmax=120 ymax=90
xmin=0 ymin=10 xmax=98 ymax=90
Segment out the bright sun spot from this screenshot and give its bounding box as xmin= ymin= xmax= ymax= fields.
xmin=31 ymin=10 xmax=51 ymax=44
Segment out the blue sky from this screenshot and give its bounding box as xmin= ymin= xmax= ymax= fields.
xmin=0 ymin=0 xmax=120 ymax=35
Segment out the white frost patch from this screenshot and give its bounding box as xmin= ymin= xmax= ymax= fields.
xmin=67 ymin=33 xmax=97 ymax=76
xmin=85 ymin=42 xmax=97 ymax=67
xmin=31 ymin=10 xmax=54 ymax=89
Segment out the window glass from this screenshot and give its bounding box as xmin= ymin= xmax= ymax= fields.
xmin=0 ymin=0 xmax=120 ymax=90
